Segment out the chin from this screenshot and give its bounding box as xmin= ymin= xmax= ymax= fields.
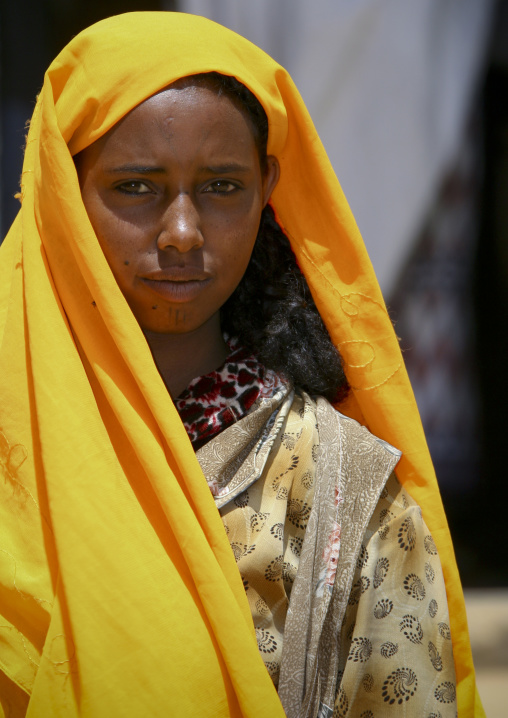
xmin=139 ymin=320 xmax=194 ymax=335
xmin=136 ymin=312 xmax=209 ymax=336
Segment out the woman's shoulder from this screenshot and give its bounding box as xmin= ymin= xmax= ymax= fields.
xmin=289 ymin=391 xmax=402 ymax=489
xmin=315 ymin=393 xmax=401 ymax=461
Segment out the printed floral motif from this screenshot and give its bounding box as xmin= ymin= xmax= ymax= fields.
xmin=230 ymin=542 xmax=255 ymax=562
xmin=373 ymin=557 xmax=390 ymax=588
xmin=255 ymin=597 xmax=270 ymax=616
xmin=348 ymin=637 xmax=373 ymax=663
xmin=403 ymin=573 xmax=426 ymax=600
xmin=348 ymin=576 xmax=370 ymax=605
xmin=333 ymin=687 xmax=348 ymax=718
xmin=255 ymin=628 xmax=278 ymax=654
xmin=424 ymin=535 xmax=438 ymax=555
xmin=281 ymin=430 xmax=302 ymax=450
xmin=250 ymin=512 xmax=268 ymax=532
xmin=362 ymin=675 xmax=374 ymax=693
xmin=380 ymin=641 xmax=399 ymax=658
xmin=434 ymin=681 xmax=456 ymax=703
xmin=428 ymin=641 xmax=443 ymax=671
xmin=377 ymin=508 xmax=394 ymax=540
xmin=234 ymin=491 xmax=249 ymax=508
xmin=428 ymin=599 xmax=438 ymax=618
xmin=287 ymin=499 xmax=311 ymax=529
xmin=379 ymin=508 xmax=395 ymax=526
xmin=270 ymin=523 xmax=283 ymax=540
xmin=301 ymin=470 xmax=314 ymax=489
xmin=264 ymin=556 xmax=284 ymax=581
xmin=382 ymin=667 xmax=418 ymax=705
xmin=357 ymin=544 xmax=369 ymax=568
xmin=276 ymin=485 xmax=289 ymax=500
xmin=399 ymin=615 xmax=423 ymax=644
xmin=374 ymin=598 xmax=393 ymax=619
xmin=425 ymin=561 xmax=436 ymax=584
xmin=290 ymin=536 xmax=303 ymax=557
xmin=438 ymin=622 xmax=451 ymax=640
xmin=270 ymin=476 xmax=281 ymax=492
xmin=397 ymin=516 xmax=416 ymax=551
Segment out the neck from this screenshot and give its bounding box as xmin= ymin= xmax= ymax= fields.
xmin=143 ymin=314 xmax=228 ymax=398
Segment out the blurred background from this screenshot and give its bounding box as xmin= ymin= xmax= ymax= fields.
xmin=1 ymin=1 xmax=507 ymax=712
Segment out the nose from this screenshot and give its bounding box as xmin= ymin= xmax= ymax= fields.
xmin=157 ymin=194 xmax=204 ymax=253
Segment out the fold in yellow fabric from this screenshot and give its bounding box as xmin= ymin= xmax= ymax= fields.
xmin=0 ymin=11 xmax=482 ymax=716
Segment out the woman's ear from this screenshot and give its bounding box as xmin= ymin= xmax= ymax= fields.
xmin=262 ymin=156 xmax=280 ymax=205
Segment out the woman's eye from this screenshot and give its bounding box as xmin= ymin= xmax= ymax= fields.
xmin=116 ymin=181 xmax=152 ymax=195
xmin=203 ymin=180 xmax=238 ymax=194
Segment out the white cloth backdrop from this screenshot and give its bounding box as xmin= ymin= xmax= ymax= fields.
xmin=176 ymin=0 xmax=493 ymax=295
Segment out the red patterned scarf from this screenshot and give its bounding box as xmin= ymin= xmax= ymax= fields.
xmin=175 ymin=341 xmax=284 ymax=450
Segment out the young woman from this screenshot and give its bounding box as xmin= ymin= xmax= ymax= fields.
xmin=0 ymin=12 xmax=482 ymax=718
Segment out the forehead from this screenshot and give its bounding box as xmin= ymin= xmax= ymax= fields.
xmin=79 ymin=86 xmax=258 ymax=165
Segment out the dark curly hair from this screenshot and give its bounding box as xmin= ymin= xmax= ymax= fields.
xmin=175 ymin=73 xmax=349 ymax=403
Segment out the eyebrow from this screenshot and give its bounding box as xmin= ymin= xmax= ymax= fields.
xmin=198 ymin=164 xmax=251 ymax=174
xmin=104 ymin=165 xmax=167 ymax=174
xmin=103 ymin=163 xmax=252 ymax=175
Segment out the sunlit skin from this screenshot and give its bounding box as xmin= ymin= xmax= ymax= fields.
xmin=76 ymin=85 xmax=279 ymax=396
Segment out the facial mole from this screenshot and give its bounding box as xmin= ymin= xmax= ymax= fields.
xmin=124 ymin=260 xmax=130 ymax=266
xmin=152 ymin=305 xmax=158 ymax=310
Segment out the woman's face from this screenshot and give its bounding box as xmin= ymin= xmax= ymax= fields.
xmin=76 ymin=85 xmax=279 ymax=334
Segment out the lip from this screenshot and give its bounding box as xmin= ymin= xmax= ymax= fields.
xmin=141 ymin=267 xmax=211 ymax=282
xmin=139 ymin=269 xmax=212 ymax=303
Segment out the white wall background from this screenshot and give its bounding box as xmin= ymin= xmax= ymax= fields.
xmin=177 ymin=0 xmax=494 ymax=294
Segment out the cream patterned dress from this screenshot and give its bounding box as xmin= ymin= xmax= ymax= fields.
xmin=196 ymin=386 xmax=457 ymax=717
xmin=334 ymin=476 xmax=457 ymax=717
xmin=216 ymin=392 xmax=317 ymax=687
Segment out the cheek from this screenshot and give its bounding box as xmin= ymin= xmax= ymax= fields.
xmin=81 ymin=182 xmax=131 ymax=249
xmin=85 ymin=203 xmax=141 ymax=267
xmin=215 ymin=219 xmax=258 ymax=267
xmin=214 ymin=201 xmax=261 ymax=253
xmin=215 ymin=232 xmax=258 ymax=298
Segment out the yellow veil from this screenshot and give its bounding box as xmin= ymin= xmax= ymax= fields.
xmin=0 ymin=11 xmax=482 ymax=717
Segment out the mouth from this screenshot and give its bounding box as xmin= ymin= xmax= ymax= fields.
xmin=139 ymin=272 xmax=212 ymax=303
xmin=141 ymin=267 xmax=211 ymax=282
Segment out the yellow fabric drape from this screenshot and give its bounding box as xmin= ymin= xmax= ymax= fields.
xmin=0 ymin=11 xmax=482 ymax=716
